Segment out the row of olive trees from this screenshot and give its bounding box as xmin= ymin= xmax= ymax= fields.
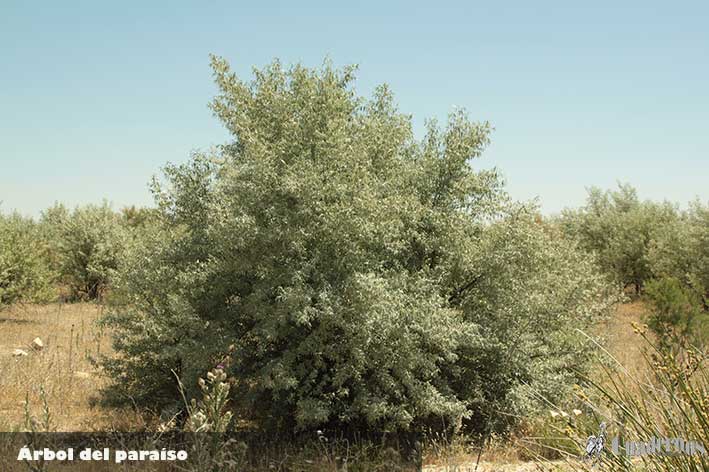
xmin=559 ymin=184 xmax=708 ymax=299
xmin=0 ymin=203 xmax=154 ymax=306
xmin=558 ymin=184 xmax=708 ymax=348
xmin=101 ymin=57 xmax=617 ymax=439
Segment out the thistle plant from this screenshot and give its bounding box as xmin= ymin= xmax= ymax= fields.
xmin=184 ymin=365 xmax=233 ymax=433
xmin=179 ymin=351 xmax=247 ymax=472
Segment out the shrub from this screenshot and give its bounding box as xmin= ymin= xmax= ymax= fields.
xmin=450 ymin=211 xmax=617 ymax=436
xmin=0 ymin=212 xmax=55 ymax=306
xmin=644 ymin=277 xmax=708 ymax=350
xmin=47 ymin=203 xmax=128 ymax=301
xmin=103 ymin=57 xmax=615 ymax=436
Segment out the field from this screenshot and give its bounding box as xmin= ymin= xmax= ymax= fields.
xmin=0 ymin=301 xmax=650 ymax=470
xmin=0 ymin=303 xmax=145 ymax=432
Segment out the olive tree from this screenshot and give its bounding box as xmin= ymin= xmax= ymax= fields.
xmin=103 ymin=57 xmax=614 ymax=435
xmin=0 ymin=211 xmax=55 ymax=306
xmin=649 ymin=200 xmax=709 ymax=307
xmin=45 ymin=203 xmax=128 ymax=301
xmin=559 ymin=184 xmax=677 ymax=293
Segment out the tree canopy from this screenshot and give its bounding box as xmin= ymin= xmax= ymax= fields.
xmin=103 ymin=57 xmax=614 ymax=435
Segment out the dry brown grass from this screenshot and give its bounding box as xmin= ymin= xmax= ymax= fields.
xmin=0 ymin=301 xmax=653 ymax=470
xmin=599 ymin=300 xmax=651 ymax=377
xmin=0 ymin=302 xmax=145 ymax=432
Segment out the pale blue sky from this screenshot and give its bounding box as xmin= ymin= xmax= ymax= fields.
xmin=1 ymin=1 xmax=707 ymax=216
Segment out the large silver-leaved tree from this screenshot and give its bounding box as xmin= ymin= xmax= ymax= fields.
xmin=103 ymin=57 xmax=615 ymax=435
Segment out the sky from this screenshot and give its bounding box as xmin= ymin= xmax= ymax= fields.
xmin=1 ymin=1 xmax=707 ymax=216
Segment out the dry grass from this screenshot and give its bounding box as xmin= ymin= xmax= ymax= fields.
xmin=600 ymin=300 xmax=651 ymax=377
xmin=0 ymin=301 xmax=653 ymax=470
xmin=422 ymin=462 xmax=569 ymax=471
xmin=0 ymin=302 xmax=145 ymax=431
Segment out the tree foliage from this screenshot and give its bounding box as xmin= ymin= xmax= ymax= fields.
xmin=559 ymin=183 xmax=678 ymax=293
xmin=103 ymin=57 xmax=614 ymax=435
xmin=0 ymin=211 xmax=55 ymax=306
xmin=43 ymin=203 xmax=128 ymax=301
xmin=644 ymin=277 xmax=708 ymax=350
xmin=648 ymin=200 xmax=709 ymax=307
